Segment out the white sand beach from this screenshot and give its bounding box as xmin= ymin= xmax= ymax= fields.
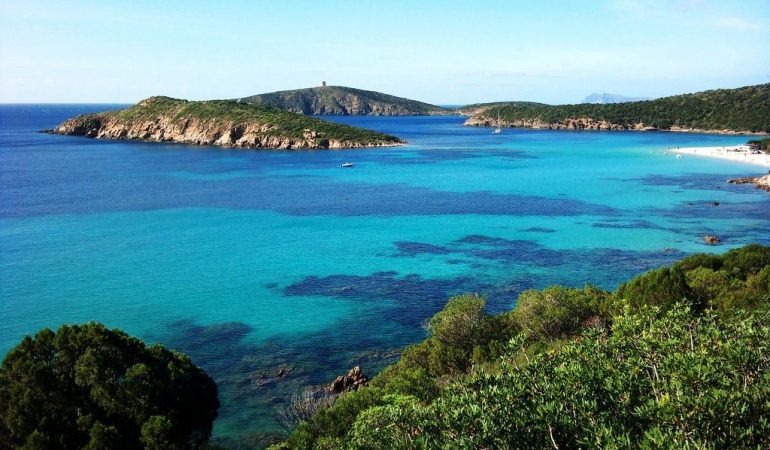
xmin=671 ymin=145 xmax=770 ymax=168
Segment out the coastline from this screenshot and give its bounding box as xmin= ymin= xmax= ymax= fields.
xmin=671 ymin=145 xmax=770 ymax=168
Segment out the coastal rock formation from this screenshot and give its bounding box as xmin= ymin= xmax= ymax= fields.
xmin=328 ymin=366 xmax=368 ymax=394
xmin=464 ymin=115 xmax=646 ymax=131
xmin=237 ymin=85 xmax=453 ymax=116
xmin=47 ymin=96 xmax=404 ymax=150
xmin=703 ymin=235 xmax=721 ymax=245
xmin=728 ymin=174 xmax=770 ymax=192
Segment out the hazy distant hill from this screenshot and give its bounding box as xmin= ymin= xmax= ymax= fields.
xmin=582 ymin=93 xmax=650 ymax=104
xmin=464 ymin=84 xmax=770 ymax=134
xmin=236 ymin=86 xmax=453 ymax=116
xmin=47 ymin=96 xmax=404 ymax=149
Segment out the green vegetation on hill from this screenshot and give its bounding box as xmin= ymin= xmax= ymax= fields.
xmin=456 ymin=101 xmax=545 ymax=116
xmin=237 ymin=86 xmax=452 ymax=116
xmin=0 ymin=322 xmax=219 ymax=449
xmin=469 ymin=83 xmax=770 ymax=133
xmin=272 ymin=244 xmax=770 ymax=449
xmin=111 ymin=96 xmax=403 ymax=144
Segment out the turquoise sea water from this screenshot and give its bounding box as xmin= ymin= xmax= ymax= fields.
xmin=2 ymin=105 xmax=769 ymax=442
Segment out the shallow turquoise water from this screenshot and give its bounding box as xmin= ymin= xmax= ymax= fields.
xmin=1 ymin=106 xmax=769 ymax=440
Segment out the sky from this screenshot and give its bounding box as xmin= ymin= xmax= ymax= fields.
xmin=0 ymin=0 xmax=768 ymax=104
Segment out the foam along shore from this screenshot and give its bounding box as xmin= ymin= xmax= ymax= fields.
xmin=671 ymin=145 xmax=770 ymax=168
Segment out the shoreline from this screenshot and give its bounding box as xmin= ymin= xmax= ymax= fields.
xmin=671 ymin=145 xmax=770 ymax=168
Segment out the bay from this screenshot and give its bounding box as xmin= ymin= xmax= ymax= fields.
xmin=1 ymin=105 xmax=769 ymax=441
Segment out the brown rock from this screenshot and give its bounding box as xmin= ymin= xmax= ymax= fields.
xmin=728 ymin=175 xmax=770 ymax=192
xmin=703 ymin=235 xmax=720 ymax=245
xmin=328 ymin=366 xmax=369 ymax=394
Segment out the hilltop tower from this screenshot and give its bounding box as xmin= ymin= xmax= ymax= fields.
xmin=321 ymin=81 xmax=326 ymax=87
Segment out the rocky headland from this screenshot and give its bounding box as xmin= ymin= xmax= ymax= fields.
xmin=462 ymin=83 xmax=770 ymax=135
xmin=46 ymin=96 xmax=405 ymax=150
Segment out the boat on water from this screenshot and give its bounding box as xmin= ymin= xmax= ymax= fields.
xmin=341 ymin=162 xmax=354 ymax=168
xmin=492 ymin=109 xmax=502 ymax=134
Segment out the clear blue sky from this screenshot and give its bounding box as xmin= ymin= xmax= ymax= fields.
xmin=1 ymin=0 xmax=768 ymax=104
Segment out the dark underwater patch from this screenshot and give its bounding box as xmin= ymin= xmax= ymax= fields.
xmin=162 ymin=320 xmax=253 ymax=374
xmin=635 ymin=173 xmax=735 ymax=191
xmin=521 ymin=227 xmax=557 ymax=233
xmin=649 ymin=199 xmax=770 ymax=221
xmin=592 ymin=220 xmax=661 ymax=229
xmin=394 ymin=235 xmax=567 ymax=266
xmin=394 ymin=241 xmax=452 ymax=257
xmin=284 ymin=271 xmax=475 ymax=312
xmin=457 ymin=236 xmax=565 ymax=266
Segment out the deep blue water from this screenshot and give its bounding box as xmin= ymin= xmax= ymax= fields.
xmin=2 ymin=105 xmax=769 ymax=442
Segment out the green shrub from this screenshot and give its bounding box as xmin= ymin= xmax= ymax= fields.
xmin=615 ymin=266 xmax=694 ymax=310
xmin=426 ymin=293 xmax=488 ymax=351
xmin=376 ymin=305 xmax=770 ymax=449
xmin=510 ymin=285 xmax=608 ymax=340
xmin=722 ymin=243 xmax=770 ymax=277
xmin=0 ymin=323 xmax=219 ymax=450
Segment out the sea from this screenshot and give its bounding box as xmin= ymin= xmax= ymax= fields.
xmin=2 ymin=104 xmax=769 ymax=444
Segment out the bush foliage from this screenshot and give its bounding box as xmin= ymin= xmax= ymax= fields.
xmin=0 ymin=323 xmax=219 ymax=450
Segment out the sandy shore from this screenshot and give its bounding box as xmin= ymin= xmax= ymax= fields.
xmin=671 ymin=145 xmax=770 ymax=168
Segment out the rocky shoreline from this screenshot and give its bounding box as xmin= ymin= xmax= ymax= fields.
xmin=464 ymin=115 xmax=766 ymax=135
xmin=728 ymin=174 xmax=770 ymax=192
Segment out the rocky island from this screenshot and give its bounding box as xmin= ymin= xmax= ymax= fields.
xmin=236 ymin=85 xmax=453 ymax=116
xmin=462 ymin=83 xmax=770 ymax=134
xmin=47 ymin=96 xmax=404 ymax=149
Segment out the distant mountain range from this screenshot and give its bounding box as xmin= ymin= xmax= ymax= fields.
xmin=582 ymin=93 xmax=651 ymax=104
xmin=236 ymin=85 xmax=453 ymax=116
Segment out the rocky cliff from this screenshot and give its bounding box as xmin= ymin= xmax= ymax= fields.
xmin=237 ymin=86 xmax=453 ymax=116
xmin=47 ymin=96 xmax=404 ymax=150
xmin=464 ymin=115 xmax=650 ymax=131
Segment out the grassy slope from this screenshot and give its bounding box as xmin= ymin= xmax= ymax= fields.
xmin=237 ymin=86 xmax=452 ymax=115
xmin=105 ymin=96 xmax=403 ymax=143
xmin=464 ymin=83 xmax=770 ymax=132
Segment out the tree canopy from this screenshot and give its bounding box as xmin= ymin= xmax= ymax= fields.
xmin=0 ymin=322 xmax=219 ymax=450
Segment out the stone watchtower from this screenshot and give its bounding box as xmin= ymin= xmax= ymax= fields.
xmin=321 ymin=81 xmax=326 ymax=87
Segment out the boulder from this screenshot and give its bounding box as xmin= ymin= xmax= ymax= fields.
xmin=329 ymin=366 xmax=368 ymax=394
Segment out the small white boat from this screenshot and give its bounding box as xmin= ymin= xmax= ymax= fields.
xmin=676 ymin=154 xmax=684 ymax=159
xmin=492 ymin=109 xmax=502 ymax=134
xmin=341 ymin=162 xmax=354 ymax=168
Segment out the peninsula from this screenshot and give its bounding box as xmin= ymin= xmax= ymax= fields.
xmin=47 ymin=96 xmax=404 ymax=149
xmin=462 ymin=83 xmax=770 ymax=134
xmin=236 ymin=85 xmax=453 ymax=116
